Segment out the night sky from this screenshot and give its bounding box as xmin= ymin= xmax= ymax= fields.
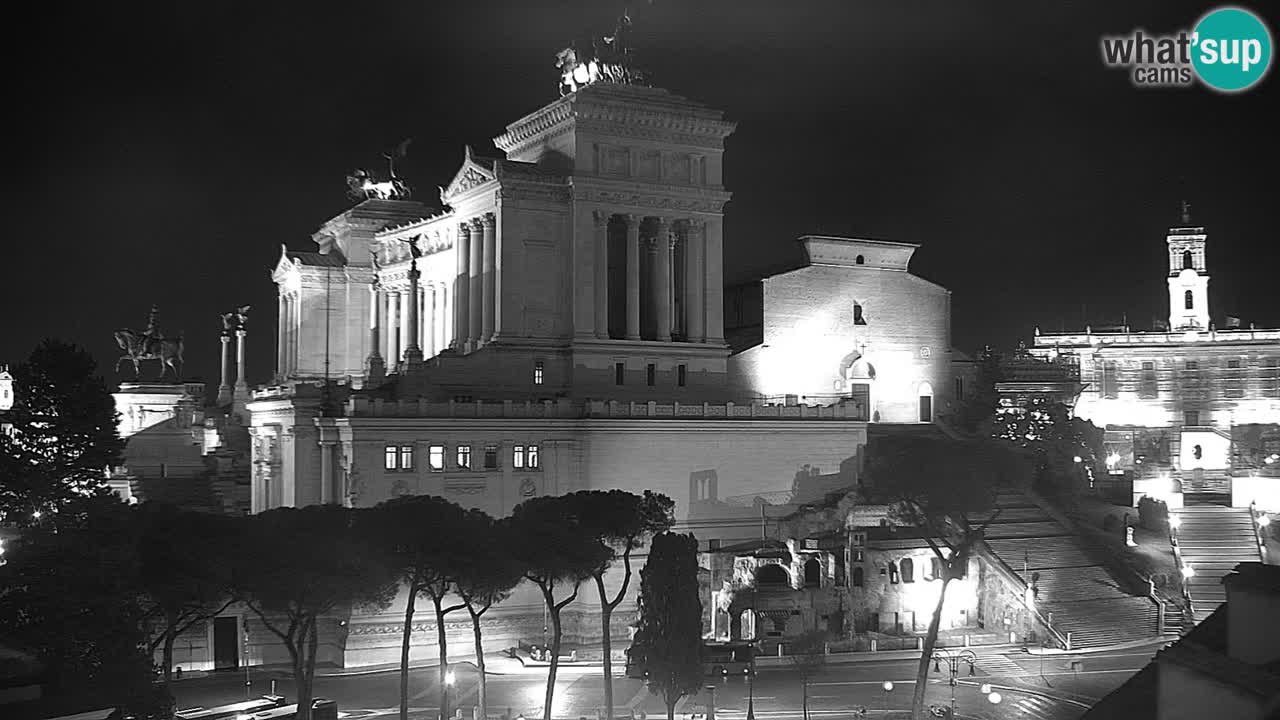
xmin=5 ymin=1 xmax=1278 ymax=390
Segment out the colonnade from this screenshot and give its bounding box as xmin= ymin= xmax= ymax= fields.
xmin=369 ymin=280 xmax=454 ymax=366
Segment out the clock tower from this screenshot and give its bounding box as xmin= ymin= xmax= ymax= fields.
xmin=1167 ymin=201 xmax=1210 ymax=331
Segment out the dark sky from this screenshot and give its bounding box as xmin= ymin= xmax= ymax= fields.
xmin=4 ymin=1 xmax=1278 ymax=389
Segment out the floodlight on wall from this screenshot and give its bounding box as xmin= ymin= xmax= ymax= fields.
xmin=1257 ymin=514 xmax=1271 ymax=528
xmin=980 ymin=684 xmax=992 ymax=695
xmin=1181 ymin=565 xmax=1195 ymax=579
xmin=1169 ymin=515 xmax=1182 ymax=530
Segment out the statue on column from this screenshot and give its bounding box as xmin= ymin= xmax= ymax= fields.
xmin=114 ymin=305 xmax=185 ymax=381
xmin=235 ymin=305 xmax=251 ymax=329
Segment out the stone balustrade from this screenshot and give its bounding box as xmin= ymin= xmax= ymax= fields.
xmin=340 ymin=397 xmax=870 ymax=420
xmin=1035 ymin=327 xmax=1280 ymax=347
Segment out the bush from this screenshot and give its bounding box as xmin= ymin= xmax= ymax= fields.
xmin=1138 ymin=497 xmax=1169 ymax=530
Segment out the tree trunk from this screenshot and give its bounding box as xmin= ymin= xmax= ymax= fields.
xmin=543 ymin=589 xmax=563 ymax=720
xmin=802 ymin=679 xmax=808 ymax=720
xmin=303 ymin=618 xmax=319 ymax=720
xmin=911 ymin=577 xmax=952 ymax=720
xmin=596 ymin=575 xmax=615 ymax=720
xmin=470 ymin=608 xmax=488 ymax=720
xmin=434 ymin=596 xmax=451 ymax=720
xmin=401 ymin=586 xmax=418 ymax=720
xmin=292 ymin=620 xmax=313 ymax=720
xmin=162 ymin=628 xmax=176 ymax=689
xmin=666 ymin=696 xmax=677 ymax=720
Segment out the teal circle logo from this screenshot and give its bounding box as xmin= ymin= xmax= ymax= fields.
xmin=1192 ymin=7 xmax=1272 ymax=92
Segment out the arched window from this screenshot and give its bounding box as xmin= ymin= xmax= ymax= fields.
xmin=756 ymin=564 xmax=788 ymax=587
xmin=804 ymin=558 xmax=821 ymax=587
xmin=1183 ymin=250 xmax=1193 ymax=270
xmin=930 ymin=557 xmax=943 ymax=581
xmin=855 ymin=255 xmax=865 ymax=265
xmin=854 ymin=304 xmax=867 ymax=325
xmin=1185 ymin=290 xmax=1194 ymax=310
xmin=852 ymin=566 xmax=864 ymax=588
xmin=900 ymin=558 xmax=915 ymax=583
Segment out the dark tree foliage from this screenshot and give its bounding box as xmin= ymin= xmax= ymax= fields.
xmin=865 ymin=434 xmax=1032 ymax=720
xmin=0 ymin=339 xmax=123 ymax=525
xmin=454 ymin=511 xmax=524 ymax=720
xmin=631 ymin=532 xmax=703 ymax=720
xmin=993 ymin=395 xmax=1103 ymax=497
xmin=0 ymin=495 xmax=171 ymax=718
xmin=507 ymin=495 xmax=611 ymax=720
xmin=952 ymin=346 xmax=1003 ymax=435
xmin=136 ymin=503 xmax=238 ymax=692
xmin=364 ymin=495 xmax=472 ymax=720
xmin=236 ymin=506 xmax=397 ymax=720
xmin=564 ymin=489 xmax=675 ymax=720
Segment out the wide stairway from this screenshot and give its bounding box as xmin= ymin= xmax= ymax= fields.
xmin=1173 ymin=505 xmax=1262 ymax=624
xmin=982 ymin=491 xmax=1160 ymax=649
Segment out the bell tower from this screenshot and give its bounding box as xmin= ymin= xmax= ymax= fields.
xmin=1167 ymin=201 xmax=1210 ymax=331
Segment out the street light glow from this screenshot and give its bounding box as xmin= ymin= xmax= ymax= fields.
xmin=1258 ymin=514 xmax=1271 ymax=528
xmin=882 ymin=681 xmax=894 ymax=692
xmin=980 ymin=683 xmax=992 ymax=695
xmin=1169 ymin=515 xmax=1182 ymax=529
xmin=1182 ymin=565 xmax=1195 ymax=579
xmin=988 ymin=692 xmax=1002 ymax=705
xmin=445 ymin=670 xmax=456 ymax=686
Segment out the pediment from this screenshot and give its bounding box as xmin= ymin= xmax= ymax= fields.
xmin=271 ymin=245 xmax=299 ymax=283
xmin=441 ymin=146 xmax=496 ymax=202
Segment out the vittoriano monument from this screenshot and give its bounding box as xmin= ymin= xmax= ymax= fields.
xmin=115 ymin=305 xmax=185 ymax=381
xmin=555 ymin=9 xmax=650 ymax=96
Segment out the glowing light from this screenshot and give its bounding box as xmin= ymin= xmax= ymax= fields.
xmin=1106 ymin=452 xmax=1121 ymax=467
xmin=445 ymin=670 xmax=456 ymax=686
xmin=882 ymin=681 xmax=894 ymax=692
xmin=1258 ymin=514 xmax=1271 ymax=528
xmin=1073 ymin=456 xmax=1083 ymax=463
xmin=1181 ymin=565 xmax=1195 ymax=579
xmin=32 ymin=510 xmax=41 ymax=519
xmin=1169 ymin=515 xmax=1182 ymax=530
xmin=980 ymin=683 xmax=992 ymax=695
xmin=988 ymin=692 xmax=1002 ymax=705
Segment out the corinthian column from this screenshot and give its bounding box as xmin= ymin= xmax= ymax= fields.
xmin=218 ymin=332 xmax=232 ymax=405
xmin=424 ymin=284 xmax=436 ymax=358
xmin=469 ymin=218 xmax=484 ymax=349
xmin=276 ymin=294 xmax=287 ymax=380
xmin=654 ymin=217 xmax=673 ymax=342
xmin=685 ymin=219 xmax=706 ymax=343
xmin=704 ymin=216 xmax=725 ymax=344
xmin=234 ymin=328 xmax=248 ymax=392
xmin=387 ymin=290 xmax=401 ymax=364
xmin=367 ymin=284 xmax=385 ymax=384
xmin=398 ymin=288 xmax=412 ymax=364
xmin=593 ymin=210 xmax=610 ymax=339
xmin=624 ymin=214 xmax=641 ymax=340
xmin=404 ymin=260 xmax=423 ymax=366
xmin=481 ymin=213 xmax=497 ymax=342
xmin=454 ymin=223 xmax=471 ymax=349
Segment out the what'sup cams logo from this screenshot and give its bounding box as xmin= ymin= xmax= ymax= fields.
xmin=1101 ymin=6 xmax=1272 ymax=92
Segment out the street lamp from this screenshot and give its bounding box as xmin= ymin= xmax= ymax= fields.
xmin=705 ymin=684 xmax=718 ymax=720
xmin=881 ymin=681 xmax=893 ymax=714
xmin=743 ymin=666 xmax=755 ymax=720
xmin=931 ymin=649 xmax=977 ymax=719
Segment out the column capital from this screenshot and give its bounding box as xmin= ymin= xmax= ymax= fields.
xmin=619 ymin=213 xmax=638 ymax=229
xmin=481 ymin=212 xmax=496 ymax=229
xmin=459 ymin=220 xmax=474 ymax=236
xmin=687 ymin=217 xmax=707 ymax=231
xmin=235 ymin=328 xmax=247 ymax=339
xmin=592 ymin=209 xmax=611 ymax=227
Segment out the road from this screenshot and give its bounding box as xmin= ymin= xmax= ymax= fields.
xmin=169 ymin=642 xmax=1167 ymax=720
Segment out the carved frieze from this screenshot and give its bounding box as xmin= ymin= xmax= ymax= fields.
xmin=573 ymin=188 xmax=728 ymax=214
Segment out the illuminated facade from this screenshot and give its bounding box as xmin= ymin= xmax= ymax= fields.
xmin=1030 ymin=211 xmax=1280 ymax=508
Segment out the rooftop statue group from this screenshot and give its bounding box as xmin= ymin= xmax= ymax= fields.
xmin=115 ymin=305 xmax=185 ymax=381
xmin=346 ymin=139 xmax=413 ymax=202
xmin=556 ymin=10 xmax=649 ymax=96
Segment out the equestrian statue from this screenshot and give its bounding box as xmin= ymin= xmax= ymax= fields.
xmin=115 ymin=305 xmax=185 ymax=381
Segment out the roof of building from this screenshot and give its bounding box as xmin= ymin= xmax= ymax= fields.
xmin=1223 ymin=561 xmax=1280 ymax=596
xmin=287 ymin=250 xmax=346 ymax=268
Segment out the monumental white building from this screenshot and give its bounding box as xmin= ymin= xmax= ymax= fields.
xmin=1030 ymin=208 xmax=1280 ymax=509
xmin=234 ymin=71 xmax=959 ymax=670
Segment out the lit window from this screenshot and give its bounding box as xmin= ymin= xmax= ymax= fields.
xmin=399 ymin=445 xmax=414 ymax=471
xmin=428 ymin=445 xmax=445 ymax=472
xmin=484 ymin=445 xmax=499 ymax=470
xmin=514 ymin=445 xmax=525 ymax=469
xmin=646 ymin=363 xmax=655 ymax=387
xmin=456 ymin=445 xmax=472 ymax=469
xmin=930 ymin=557 xmax=943 ymax=580
xmin=527 ymin=444 xmax=540 ymax=469
xmin=534 ymin=361 xmax=544 ymax=385
xmin=854 ymin=304 xmax=866 ymax=325
xmin=1185 ymin=290 xmax=1194 ymax=310
xmin=384 ymin=445 xmax=398 ymax=471
xmin=900 ymin=558 xmax=914 ymax=583
xmin=678 ymin=364 xmax=687 ymax=387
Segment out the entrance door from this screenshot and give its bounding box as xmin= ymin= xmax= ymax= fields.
xmin=918 ymin=395 xmax=933 ymax=423
xmin=849 ymin=383 xmax=870 ymax=420
xmin=213 ymin=616 xmax=239 ymax=670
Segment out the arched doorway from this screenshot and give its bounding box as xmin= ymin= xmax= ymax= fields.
xmin=839 ymin=351 xmax=876 ymax=420
xmin=756 ymin=564 xmax=789 ymax=587
xmin=803 ymin=558 xmax=821 ymax=587
xmin=917 ymin=381 xmax=934 ymax=423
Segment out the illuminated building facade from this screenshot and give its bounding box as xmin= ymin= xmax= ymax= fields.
xmin=1030 ymin=210 xmax=1280 ymax=508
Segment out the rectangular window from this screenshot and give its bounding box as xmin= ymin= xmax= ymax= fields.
xmin=1267 ymin=358 xmax=1280 ymax=398
xmin=1185 ymin=361 xmax=1199 ymax=371
xmin=534 ymin=361 xmax=544 ymax=385
xmin=384 ymin=445 xmax=398 ymax=471
xmin=484 ymin=445 xmax=499 ymax=470
xmin=1227 ymin=359 xmax=1241 ymax=369
xmin=615 ymin=362 xmax=625 ymax=386
xmin=1102 ymin=361 xmax=1118 ymax=399
xmin=428 ymin=445 xmax=445 ymax=472
xmin=456 ymin=445 xmax=472 ymax=469
xmin=1139 ymin=361 xmax=1158 ymax=399
xmin=678 ymin=364 xmax=687 ymax=387
xmin=954 ymin=377 xmax=964 ymax=401
xmin=646 ymin=363 xmax=656 ymax=386
xmin=527 ymin=444 xmax=540 ymax=469
xmin=513 ymin=445 xmax=525 ymax=469
xmin=398 ymin=445 xmax=414 ymax=471
xmin=1225 ymin=381 xmax=1245 ymax=399
xmin=1184 ymin=411 xmax=1200 ymax=427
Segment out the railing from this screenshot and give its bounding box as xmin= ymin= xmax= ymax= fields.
xmin=1034 ymin=327 xmax=1280 ymax=347
xmin=1168 ymin=514 xmax=1195 ymax=620
xmin=340 ymin=397 xmax=873 ymax=420
xmin=1250 ymin=501 xmax=1268 ymax=559
xmin=975 ymin=539 xmax=1070 ymax=650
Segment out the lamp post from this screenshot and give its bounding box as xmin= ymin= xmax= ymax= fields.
xmin=705 ymin=684 xmax=718 ymax=720
xmin=743 ymin=666 xmax=755 ymax=720
xmin=444 ymin=667 xmax=456 ymax=720
xmin=881 ymin=681 xmax=893 ymax=715
xmin=931 ymin=648 xmax=977 ymax=719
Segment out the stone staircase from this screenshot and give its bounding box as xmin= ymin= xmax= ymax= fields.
xmin=980 ymin=491 xmax=1160 ymax=649
xmin=1172 ymin=505 xmax=1262 ymax=624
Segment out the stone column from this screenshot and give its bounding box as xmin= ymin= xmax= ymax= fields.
xmin=685 ymin=219 xmax=706 ymax=343
xmin=218 ymin=332 xmax=233 ymax=405
xmin=454 ymin=223 xmax=471 ymax=349
xmin=276 ymin=294 xmax=287 ymax=379
xmin=654 ymin=217 xmax=673 ymax=342
xmin=319 ymin=439 xmax=336 ymax=504
xmin=234 ymin=328 xmax=248 ymax=392
xmin=469 ymin=218 xmax=484 ymax=349
xmin=404 ymin=261 xmax=423 ymax=366
xmin=481 ymin=213 xmax=497 ymax=342
xmin=286 ymin=295 xmax=297 ymax=375
xmin=388 ymin=290 xmax=401 ymax=365
xmin=367 ymin=284 xmax=385 ymax=384
xmin=398 ymin=288 xmax=413 ymax=364
xmin=624 ymin=214 xmax=641 ymax=340
xmin=424 ymin=284 xmax=436 ymax=358
xmin=593 ymin=210 xmax=610 ymax=339
xmin=704 ymin=216 xmax=726 ymax=344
